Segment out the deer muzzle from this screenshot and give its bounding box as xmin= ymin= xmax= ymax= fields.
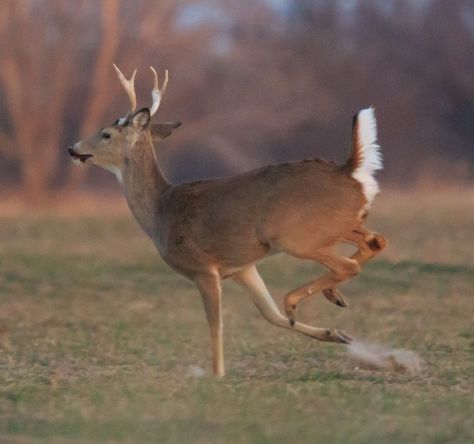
xmin=68 ymin=147 xmax=93 ymax=163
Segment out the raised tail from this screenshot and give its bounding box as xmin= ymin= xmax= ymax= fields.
xmin=345 ymin=107 xmax=383 ymax=208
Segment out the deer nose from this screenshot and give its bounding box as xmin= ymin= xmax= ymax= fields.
xmin=68 ymin=146 xmax=92 ymax=163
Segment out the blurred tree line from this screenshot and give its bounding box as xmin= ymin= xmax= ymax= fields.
xmin=0 ymin=0 xmax=473 ymax=202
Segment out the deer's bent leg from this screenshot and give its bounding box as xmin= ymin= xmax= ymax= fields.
xmin=233 ymin=266 xmax=352 ymax=344
xmin=194 ymin=273 xmax=225 ymax=377
xmin=322 ymin=227 xmax=388 ymax=307
xmin=346 ymin=227 xmax=388 ymax=264
xmin=284 ymin=251 xmax=360 ymax=325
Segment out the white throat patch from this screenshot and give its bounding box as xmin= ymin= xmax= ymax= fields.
xmin=105 ymin=165 xmax=123 ymax=184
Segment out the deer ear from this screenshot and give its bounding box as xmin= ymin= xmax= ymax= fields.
xmin=131 ymin=108 xmax=151 ymax=131
xmin=150 ymin=121 xmax=181 ymax=140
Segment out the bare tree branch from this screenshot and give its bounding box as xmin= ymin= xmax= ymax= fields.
xmin=67 ymin=0 xmax=120 ymax=187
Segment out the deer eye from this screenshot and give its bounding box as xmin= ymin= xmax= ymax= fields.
xmin=102 ymin=132 xmax=111 ymax=139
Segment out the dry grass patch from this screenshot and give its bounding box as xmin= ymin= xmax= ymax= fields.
xmin=0 ymin=190 xmax=473 ymax=443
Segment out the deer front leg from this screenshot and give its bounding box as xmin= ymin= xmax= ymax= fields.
xmin=194 ymin=273 xmax=225 ymax=377
xmin=284 ymin=252 xmax=360 ymax=325
xmin=233 ymin=266 xmax=352 ymax=344
xmin=323 ymin=228 xmax=387 ymax=308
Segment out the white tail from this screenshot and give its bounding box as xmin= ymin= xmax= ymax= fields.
xmin=69 ymin=67 xmax=388 ymax=377
xmin=350 ymin=107 xmax=383 ymax=208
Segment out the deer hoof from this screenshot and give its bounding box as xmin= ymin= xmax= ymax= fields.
xmin=285 ymin=303 xmax=297 ymax=326
xmin=323 ymin=288 xmax=348 ymax=308
xmin=325 ymin=329 xmax=354 ymax=344
xmin=367 ymin=233 xmax=388 ymax=251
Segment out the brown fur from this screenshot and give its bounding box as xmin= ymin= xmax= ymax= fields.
xmin=157 ymin=160 xmax=365 ymax=277
xmin=345 ymin=112 xmax=363 ymax=174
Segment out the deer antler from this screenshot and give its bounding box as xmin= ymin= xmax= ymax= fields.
xmin=113 ymin=64 xmax=137 ymax=117
xmin=149 ymin=66 xmax=168 ymax=117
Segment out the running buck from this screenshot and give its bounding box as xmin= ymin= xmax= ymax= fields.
xmin=69 ymin=65 xmax=387 ymax=377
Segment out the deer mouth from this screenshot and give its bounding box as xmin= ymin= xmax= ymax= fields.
xmin=68 ymin=148 xmax=93 ymax=163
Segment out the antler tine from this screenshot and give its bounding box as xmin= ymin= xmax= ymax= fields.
xmin=149 ymin=66 xmax=169 ymax=117
xmin=113 ymin=64 xmax=137 ymax=115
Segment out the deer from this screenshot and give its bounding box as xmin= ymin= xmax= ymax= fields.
xmin=69 ymin=65 xmax=387 ymax=377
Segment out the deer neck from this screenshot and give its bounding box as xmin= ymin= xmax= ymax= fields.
xmin=122 ymin=134 xmax=170 ymax=238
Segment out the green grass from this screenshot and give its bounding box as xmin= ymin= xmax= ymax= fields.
xmin=0 ymin=193 xmax=473 ymax=443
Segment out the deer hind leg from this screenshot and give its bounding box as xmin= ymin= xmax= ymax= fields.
xmin=194 ymin=273 xmax=225 ymax=377
xmin=323 ymin=227 xmax=388 ymax=307
xmin=346 ymin=227 xmax=388 ymax=264
xmin=283 ymin=251 xmax=361 ymax=325
xmin=233 ymin=266 xmax=352 ymax=344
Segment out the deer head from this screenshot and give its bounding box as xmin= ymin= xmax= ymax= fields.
xmin=68 ymin=65 xmax=180 ymax=178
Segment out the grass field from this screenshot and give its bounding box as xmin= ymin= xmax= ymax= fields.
xmin=0 ymin=191 xmax=473 ymax=443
